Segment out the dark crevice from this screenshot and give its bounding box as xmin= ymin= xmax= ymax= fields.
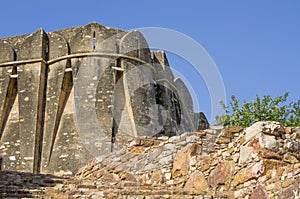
xmin=45 ymin=45 xmax=49 ymax=61
xmin=93 ymin=31 xmax=96 ymax=50
xmin=33 ymin=35 xmax=49 ymax=173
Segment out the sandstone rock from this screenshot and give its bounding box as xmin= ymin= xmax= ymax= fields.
xmin=172 ymin=143 xmax=201 ymax=178
xmin=198 ymin=130 xmax=206 ymax=137
xmin=250 ymin=185 xmax=268 ymax=199
xmin=260 ymin=149 xmax=281 ymax=159
xmin=151 ymin=170 xmax=163 ymax=184
xmin=245 ymin=121 xmax=284 ymax=142
xmin=184 ymin=171 xmax=208 ymax=191
xmin=246 ymin=133 xmax=282 ymax=161
xmin=101 ymin=172 xmax=119 ymax=183
xmin=226 ymin=126 xmax=244 ymax=134
xmin=231 ymin=161 xmax=264 ymax=187
xmin=245 ymin=122 xmax=265 ymax=142
xmin=130 ymin=146 xmax=146 ymax=154
xmin=282 ymin=178 xmax=294 ymax=188
xmin=216 ymin=137 xmax=231 ymax=144
xmin=207 ymin=161 xmax=234 ymax=188
xmin=234 ymin=188 xmax=248 ymax=198
xmin=239 ymin=146 xmax=251 ymax=164
xmin=285 ymin=127 xmax=293 ymax=134
xmin=283 ymin=153 xmax=299 ymax=164
xmin=121 ymin=172 xmax=138 ymax=182
xmin=3 ymin=122 xmax=300 ymax=198
xmin=280 ymin=185 xmax=298 ymax=199
xmin=265 ymin=181 xmax=281 ymax=191
xmin=258 ymin=133 xmax=279 ymax=151
xmin=262 ymin=121 xmax=285 ymax=136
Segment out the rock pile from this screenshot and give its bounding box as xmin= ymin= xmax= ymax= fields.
xmin=0 ymin=121 xmax=299 ymax=198
xmin=74 ymin=121 xmax=300 ymax=198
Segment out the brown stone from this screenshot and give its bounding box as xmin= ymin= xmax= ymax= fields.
xmin=260 ymin=149 xmax=281 ymax=159
xmin=121 ymin=172 xmax=138 ymax=182
xmin=285 ymin=127 xmax=293 ymax=134
xmin=282 ymin=178 xmax=294 ymax=188
xmin=207 ymin=161 xmax=234 ymax=188
xmin=130 ymin=146 xmax=146 ymax=154
xmin=283 ymin=153 xmax=299 ymax=164
xmin=200 ymin=164 xmax=210 ymax=172
xmin=184 ymin=171 xmax=208 ymax=191
xmin=151 ymin=170 xmax=163 ymax=184
xmin=231 ymin=161 xmax=264 ymax=187
xmin=101 ymin=172 xmax=119 ymax=182
xmin=265 ymin=182 xmax=281 ymax=191
xmin=245 ymin=121 xmax=284 ymax=142
xmin=280 ymin=185 xmax=297 ymax=199
xmin=262 ymin=159 xmax=288 ymax=174
xmin=227 ymin=126 xmax=244 ymax=134
xmin=198 ymin=130 xmax=206 ymax=137
xmin=219 ymin=129 xmax=234 ymax=139
xmin=172 ymin=143 xmax=201 ymax=178
xmin=216 ymin=137 xmax=231 ymax=144
xmin=249 ymin=185 xmax=268 ymax=199
xmin=262 ymin=121 xmax=285 ymax=136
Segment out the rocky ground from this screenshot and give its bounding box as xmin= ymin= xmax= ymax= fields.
xmin=0 ymin=121 xmax=299 ymax=198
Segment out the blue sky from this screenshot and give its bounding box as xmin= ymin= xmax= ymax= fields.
xmin=0 ymin=1 xmax=299 ymax=122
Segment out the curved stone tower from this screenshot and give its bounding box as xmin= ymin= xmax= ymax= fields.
xmin=0 ymin=22 xmax=208 ymax=174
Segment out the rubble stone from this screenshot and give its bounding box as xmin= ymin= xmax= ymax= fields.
xmin=0 ymin=121 xmax=299 ymax=198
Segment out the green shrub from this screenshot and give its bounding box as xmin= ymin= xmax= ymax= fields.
xmin=216 ymin=92 xmax=300 ymax=127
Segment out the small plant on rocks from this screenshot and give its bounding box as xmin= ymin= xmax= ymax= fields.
xmin=216 ymin=92 xmax=300 ymax=127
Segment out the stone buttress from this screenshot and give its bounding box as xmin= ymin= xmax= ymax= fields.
xmin=0 ymin=22 xmax=209 ymax=174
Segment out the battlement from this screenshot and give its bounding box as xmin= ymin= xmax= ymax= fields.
xmin=0 ymin=22 xmax=208 ymax=174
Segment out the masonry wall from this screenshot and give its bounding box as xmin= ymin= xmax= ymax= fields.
xmin=0 ymin=22 xmax=208 ymax=175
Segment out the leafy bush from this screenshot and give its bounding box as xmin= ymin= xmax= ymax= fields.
xmin=216 ymin=92 xmax=300 ymax=127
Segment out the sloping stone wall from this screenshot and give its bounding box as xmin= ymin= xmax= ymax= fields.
xmin=0 ymin=22 xmax=208 ymax=174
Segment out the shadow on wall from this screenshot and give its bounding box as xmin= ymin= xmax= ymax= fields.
xmin=0 ymin=170 xmax=68 ymax=198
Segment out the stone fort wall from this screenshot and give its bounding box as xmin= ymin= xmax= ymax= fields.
xmin=0 ymin=22 xmax=208 ymax=175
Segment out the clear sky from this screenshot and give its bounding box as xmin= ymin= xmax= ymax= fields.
xmin=0 ymin=1 xmax=299 ymax=123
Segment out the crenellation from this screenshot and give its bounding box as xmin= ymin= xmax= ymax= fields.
xmin=47 ymin=32 xmax=69 ymax=60
xmin=15 ymin=29 xmax=48 ymax=61
xmin=0 ymin=22 xmax=209 ymax=174
xmin=0 ymin=41 xmax=15 ymax=63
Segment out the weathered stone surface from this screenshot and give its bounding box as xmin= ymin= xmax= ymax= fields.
xmin=226 ymin=126 xmax=244 ymax=134
xmin=285 ymin=139 xmax=300 ymax=153
xmin=250 ymin=185 xmax=268 ymax=199
xmin=283 ymin=153 xmax=299 ymax=164
xmin=245 ymin=121 xmax=284 ymax=142
xmin=258 ymin=133 xmax=279 ymax=151
xmin=216 ymin=137 xmax=231 ymax=144
xmin=0 ymin=122 xmax=299 ymax=198
xmin=0 ymin=22 xmax=209 ymax=174
xmin=184 ymin=171 xmax=207 ymax=191
xmin=0 ymin=24 xmax=299 ymax=198
xmin=231 ymin=161 xmax=264 ymax=186
xmin=207 ymin=161 xmax=234 ymax=188
xmin=172 ymin=143 xmax=201 ymax=178
xmin=239 ymin=145 xmax=251 ymax=164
